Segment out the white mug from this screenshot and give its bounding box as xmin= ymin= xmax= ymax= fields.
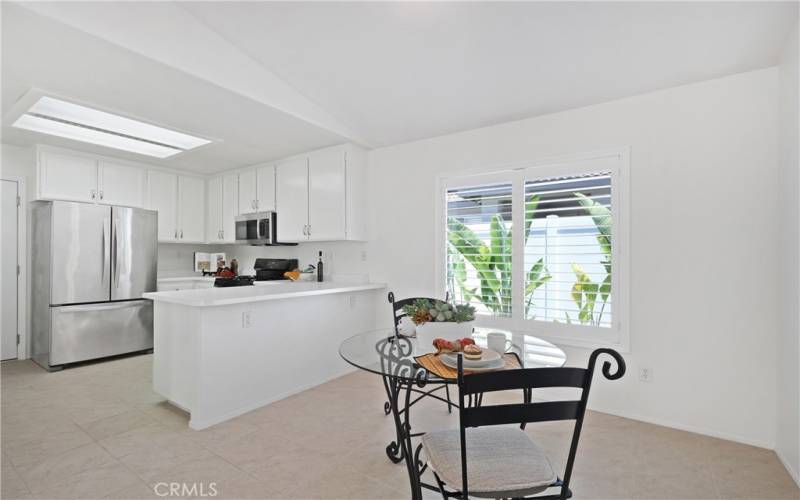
xmin=398 ymin=316 xmax=416 ymax=336
xmin=487 ymin=332 xmax=512 ymax=353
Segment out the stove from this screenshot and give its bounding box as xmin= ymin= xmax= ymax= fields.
xmin=254 ymin=258 xmax=298 ymax=281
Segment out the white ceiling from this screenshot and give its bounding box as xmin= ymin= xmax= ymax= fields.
xmin=1 ymin=3 xmax=348 ymax=174
xmin=181 ymin=1 xmax=798 ymax=147
xmin=2 ymin=2 xmax=797 ymax=173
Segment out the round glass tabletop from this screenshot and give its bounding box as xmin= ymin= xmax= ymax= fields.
xmin=339 ymin=327 xmax=567 ymax=382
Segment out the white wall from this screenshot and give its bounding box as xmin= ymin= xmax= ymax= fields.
xmin=777 ymin=25 xmax=800 ymax=485
xmin=367 ymin=68 xmax=780 ymax=448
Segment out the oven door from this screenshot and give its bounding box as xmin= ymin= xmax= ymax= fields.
xmin=235 ymin=212 xmax=273 ymax=245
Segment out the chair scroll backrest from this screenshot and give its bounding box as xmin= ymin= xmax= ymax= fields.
xmin=456 ymin=348 xmax=626 ymax=499
xmin=387 ymin=291 xmax=449 ymax=335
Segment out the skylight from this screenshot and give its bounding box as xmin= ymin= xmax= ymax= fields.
xmin=12 ymin=96 xmax=210 ymax=158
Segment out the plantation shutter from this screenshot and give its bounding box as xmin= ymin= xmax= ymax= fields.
xmin=523 ymin=172 xmax=613 ymax=328
xmin=446 ymin=182 xmax=513 ymax=317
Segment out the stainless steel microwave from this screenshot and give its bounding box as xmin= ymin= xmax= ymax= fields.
xmin=235 ymin=211 xmax=276 ymax=245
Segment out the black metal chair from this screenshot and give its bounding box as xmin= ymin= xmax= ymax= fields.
xmin=388 ymin=292 xmax=454 ymax=413
xmin=421 ymin=348 xmax=626 ymax=499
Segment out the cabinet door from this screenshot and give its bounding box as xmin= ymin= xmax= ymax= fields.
xmin=308 ymin=150 xmax=346 ymax=241
xmin=238 ymin=169 xmax=257 ymax=215
xmin=39 ymin=151 xmax=97 ymax=202
xmin=275 ymin=157 xmax=309 ymax=242
xmin=98 ymin=161 xmax=145 ymax=208
xmin=256 ymin=164 xmax=276 ymax=212
xmin=178 ymin=176 xmax=205 ymax=243
xmin=221 ymin=174 xmax=238 ymax=242
xmin=147 ymin=170 xmax=178 ymax=241
xmin=206 ymin=176 xmax=223 ymax=242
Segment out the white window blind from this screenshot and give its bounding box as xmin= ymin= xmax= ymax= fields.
xmin=524 ymin=172 xmax=613 ymax=328
xmin=446 ymin=183 xmax=513 ymax=317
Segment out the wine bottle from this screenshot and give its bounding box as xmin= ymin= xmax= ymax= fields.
xmin=317 ymin=251 xmax=324 ymax=282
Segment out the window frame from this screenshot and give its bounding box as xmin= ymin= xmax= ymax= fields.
xmin=435 ymin=148 xmax=630 ymax=351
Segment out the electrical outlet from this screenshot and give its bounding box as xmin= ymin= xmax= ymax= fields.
xmin=638 ymin=366 xmax=653 ymax=382
xmin=349 ymin=295 xmax=357 ymax=308
xmin=242 ymin=311 xmax=252 ymax=328
xmin=361 ymin=250 xmax=367 ymax=262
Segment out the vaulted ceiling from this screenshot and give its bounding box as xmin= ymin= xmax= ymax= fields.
xmin=2 ymin=1 xmax=797 ymax=173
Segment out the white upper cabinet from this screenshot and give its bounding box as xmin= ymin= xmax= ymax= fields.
xmin=256 ymin=165 xmax=276 ymax=212
xmin=178 ymin=176 xmax=205 ymax=243
xmin=308 ymin=150 xmax=346 ymax=241
xmin=221 ymin=174 xmax=238 ymax=242
xmin=38 ymin=150 xmax=98 ymax=203
xmin=275 ymin=157 xmax=309 ymax=242
xmin=238 ymin=165 xmax=275 ymax=214
xmin=147 ymin=170 xmax=179 ymax=241
xmin=238 ymin=169 xmax=257 ymax=215
xmin=98 ymin=161 xmax=145 ymax=207
xmin=274 ymin=144 xmax=367 ymax=242
xmin=147 ymin=171 xmax=205 ymax=243
xmin=206 ymin=173 xmax=238 ymax=243
xmin=206 ymin=176 xmax=223 ymax=243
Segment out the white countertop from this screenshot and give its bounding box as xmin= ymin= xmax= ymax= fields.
xmin=143 ymin=281 xmax=386 ymax=307
xmin=157 ymin=276 xmax=216 ymax=283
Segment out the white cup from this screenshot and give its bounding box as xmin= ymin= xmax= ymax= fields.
xmin=487 ymin=332 xmax=512 ymax=353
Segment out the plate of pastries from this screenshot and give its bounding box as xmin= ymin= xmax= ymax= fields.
xmin=432 ymin=337 xmax=504 ymax=370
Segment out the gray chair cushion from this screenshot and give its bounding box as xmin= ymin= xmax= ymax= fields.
xmin=422 ymin=426 xmax=557 ymax=498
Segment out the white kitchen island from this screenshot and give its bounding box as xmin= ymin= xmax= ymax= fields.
xmin=143 ymin=281 xmax=385 ymax=429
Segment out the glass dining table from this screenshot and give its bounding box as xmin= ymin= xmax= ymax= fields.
xmin=339 ymin=328 xmax=567 ymax=499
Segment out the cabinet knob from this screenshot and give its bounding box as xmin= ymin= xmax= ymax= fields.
xmin=307 ymin=225 xmax=311 ymax=236
xmin=174 ymin=229 xmax=177 ymax=239
xmin=99 ymin=190 xmax=104 ymax=200
xmin=91 ymin=189 xmax=96 ymax=200
xmin=302 ymin=225 xmax=307 ymax=235
xmin=180 ymin=229 xmax=183 ymax=239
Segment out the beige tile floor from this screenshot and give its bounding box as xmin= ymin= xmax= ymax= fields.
xmin=1 ymin=354 xmax=797 ymax=500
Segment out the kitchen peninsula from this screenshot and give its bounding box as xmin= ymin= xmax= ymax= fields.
xmin=143 ymin=281 xmax=385 ymax=429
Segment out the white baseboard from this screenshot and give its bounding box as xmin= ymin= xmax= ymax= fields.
xmin=776 ymin=447 xmax=800 ymax=488
xmin=588 ymin=405 xmax=775 ymax=450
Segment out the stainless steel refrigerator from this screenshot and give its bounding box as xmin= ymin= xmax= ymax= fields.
xmin=31 ymin=200 xmax=157 ymax=371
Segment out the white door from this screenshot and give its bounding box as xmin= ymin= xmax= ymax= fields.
xmin=238 ymin=169 xmax=257 ymax=215
xmin=39 ymin=151 xmax=97 ymax=202
xmin=147 ymin=170 xmax=178 ymax=241
xmin=308 ymin=150 xmax=346 ymax=241
xmin=256 ymin=165 xmax=276 ymax=212
xmin=222 ymin=173 xmax=238 ymax=242
xmin=1 ymin=180 xmax=18 ymax=360
xmin=178 ymin=176 xmax=205 ymax=243
xmin=98 ymin=161 xmax=145 ymax=208
xmin=206 ymin=176 xmax=223 ymax=242
xmin=275 ymin=157 xmax=309 ymax=242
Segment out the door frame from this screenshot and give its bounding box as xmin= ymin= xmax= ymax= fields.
xmin=1 ymin=175 xmax=27 ymax=360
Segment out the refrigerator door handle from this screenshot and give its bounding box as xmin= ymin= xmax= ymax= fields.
xmin=102 ymin=218 xmax=109 ymax=285
xmin=113 ymin=218 xmax=120 ymax=288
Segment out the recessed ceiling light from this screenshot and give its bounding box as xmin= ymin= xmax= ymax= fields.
xmin=11 ymin=96 xmax=210 ymax=158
